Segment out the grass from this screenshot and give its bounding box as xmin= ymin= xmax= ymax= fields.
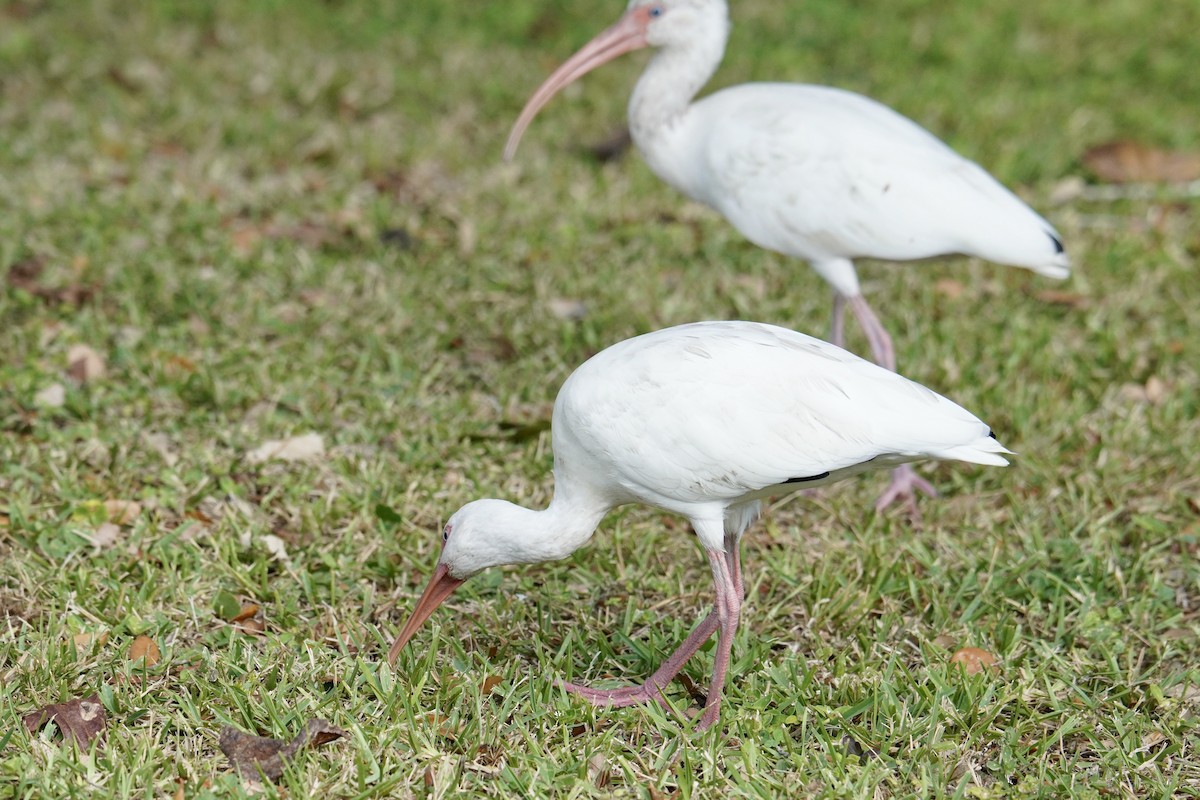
xmin=1 ymin=0 xmax=1198 ymax=796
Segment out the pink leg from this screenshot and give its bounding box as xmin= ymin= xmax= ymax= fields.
xmin=558 ymin=612 xmax=719 ymax=707
xmin=560 ymin=536 xmax=746 ymax=712
xmin=847 ymin=294 xmax=895 ymax=371
xmin=831 ymin=293 xmax=847 ymax=349
xmin=847 ymin=294 xmax=937 ymax=515
xmin=874 ymin=463 xmax=937 ymax=515
xmin=698 ymin=542 xmax=742 ymax=730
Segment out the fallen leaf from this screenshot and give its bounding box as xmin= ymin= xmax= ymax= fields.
xmin=949 ymin=647 xmax=998 ymax=674
xmin=260 ymin=534 xmax=289 ymax=561
xmin=71 ymin=632 xmax=110 ymax=652
xmin=246 ymin=433 xmax=324 ymax=464
xmin=1083 ymin=140 xmax=1200 ymax=184
xmin=86 ymin=522 xmax=122 ymax=549
xmin=1144 ymin=376 xmax=1167 ymax=405
xmin=67 ymin=344 xmax=106 ymax=384
xmin=379 ymin=228 xmax=415 ymax=250
xmin=1048 ymin=175 xmax=1086 ymax=205
xmin=841 ymin=734 xmax=881 ymax=761
xmin=424 ymin=713 xmax=457 ymax=738
xmin=219 ymin=718 xmax=347 ymax=782
xmin=481 ymin=675 xmax=502 ymax=694
xmin=129 ymin=634 xmax=161 ymax=666
xmin=588 ymin=753 xmax=609 ymax=789
xmin=934 ymin=278 xmax=965 ymax=299
xmin=142 ymin=431 xmax=180 ymax=466
xmin=23 ymin=695 xmax=107 ymax=748
xmin=34 ymin=383 xmax=66 ymax=408
xmin=1119 ymin=377 xmax=1169 ymax=406
xmin=548 ymin=297 xmax=587 ymax=321
xmin=103 ymin=499 xmax=142 ymax=525
xmin=1135 ymin=731 xmax=1168 ymax=754
xmin=587 ymin=126 xmax=632 ymax=162
xmin=1035 ymin=289 xmax=1089 ymax=309
xmin=6 ymin=257 xmax=97 ymax=307
xmin=236 ymin=617 xmax=266 ymax=636
xmin=468 ymin=419 xmax=551 ymax=444
xmin=231 ymin=604 xmax=260 ymax=623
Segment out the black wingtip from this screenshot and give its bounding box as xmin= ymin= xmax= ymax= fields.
xmin=988 ymin=431 xmax=998 ymax=440
xmin=785 ymin=471 xmax=830 ymax=484
xmin=1049 ymin=233 xmax=1065 ymax=255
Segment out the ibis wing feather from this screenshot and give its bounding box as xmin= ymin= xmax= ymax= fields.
xmin=662 ymin=84 xmax=1067 ymax=274
xmin=554 ymin=322 xmax=1007 ymax=509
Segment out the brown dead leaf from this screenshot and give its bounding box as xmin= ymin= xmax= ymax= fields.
xmin=6 ymin=255 xmax=45 ymax=288
xmin=424 ymin=713 xmax=457 ymax=738
xmin=103 ymin=499 xmax=142 ymax=525
xmin=163 ymin=354 xmax=197 ymax=375
xmin=587 ymin=126 xmax=632 ymax=163
xmin=7 ymin=257 xmax=98 ymax=307
xmin=934 ymin=278 xmax=965 ymax=300
xmin=588 ymin=753 xmax=609 ymax=789
xmin=23 ymin=695 xmax=107 ymax=748
xmin=67 ymin=344 xmax=106 ymax=384
xmin=481 ymin=675 xmax=502 ymax=694
xmin=231 ymin=604 xmax=260 ymax=623
xmin=1035 ymin=289 xmax=1089 ymax=309
xmin=129 ymin=634 xmax=161 ymax=666
xmin=219 ymin=718 xmax=347 ymax=782
xmin=235 ymin=617 xmax=266 ymax=636
xmin=950 ymin=647 xmax=998 ymax=674
xmin=1083 ymin=140 xmax=1200 ymax=184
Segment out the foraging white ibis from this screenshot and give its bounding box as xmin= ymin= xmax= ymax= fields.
xmin=502 ymin=0 xmax=1067 ymax=513
xmin=388 ymin=320 xmax=1010 ymax=730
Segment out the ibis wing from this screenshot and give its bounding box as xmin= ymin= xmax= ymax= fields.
xmin=688 ymin=84 xmax=1065 ymax=272
xmin=556 ymin=322 xmax=1000 ymax=507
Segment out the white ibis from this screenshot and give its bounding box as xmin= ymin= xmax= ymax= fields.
xmin=388 ymin=320 xmax=1010 ymax=730
xmin=502 ymin=0 xmax=1067 ymax=513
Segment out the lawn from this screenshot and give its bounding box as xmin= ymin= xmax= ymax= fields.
xmin=1 ymin=0 xmax=1198 ymax=797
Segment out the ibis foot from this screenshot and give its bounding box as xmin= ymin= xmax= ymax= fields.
xmin=557 ymin=678 xmax=673 ymax=709
xmin=558 ymin=611 xmax=721 ymax=710
xmin=875 ymin=464 xmax=937 ymax=516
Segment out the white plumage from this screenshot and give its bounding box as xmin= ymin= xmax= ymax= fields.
xmin=503 ymin=0 xmax=1066 ymax=511
xmin=388 ymin=321 xmax=1009 ymax=730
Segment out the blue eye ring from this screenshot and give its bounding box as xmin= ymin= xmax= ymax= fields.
xmin=648 ymin=5 xmax=663 ymax=17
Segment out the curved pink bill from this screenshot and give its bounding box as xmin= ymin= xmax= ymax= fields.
xmin=386 ymin=563 xmax=465 ymax=665
xmin=502 ymin=6 xmax=653 ymax=162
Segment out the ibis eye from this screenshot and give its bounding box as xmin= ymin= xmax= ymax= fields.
xmin=648 ymin=5 xmax=663 ymax=17
xmin=442 ymin=525 xmax=451 ymax=543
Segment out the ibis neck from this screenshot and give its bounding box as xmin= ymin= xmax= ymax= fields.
xmin=499 ymin=492 xmax=610 ymax=566
xmin=629 ymin=41 xmax=722 ymax=144
xmin=628 ymin=18 xmax=729 ymax=191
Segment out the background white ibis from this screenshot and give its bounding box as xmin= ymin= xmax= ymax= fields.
xmin=388 ymin=320 xmax=1011 ymax=730
xmin=502 ymin=0 xmax=1067 ymax=513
